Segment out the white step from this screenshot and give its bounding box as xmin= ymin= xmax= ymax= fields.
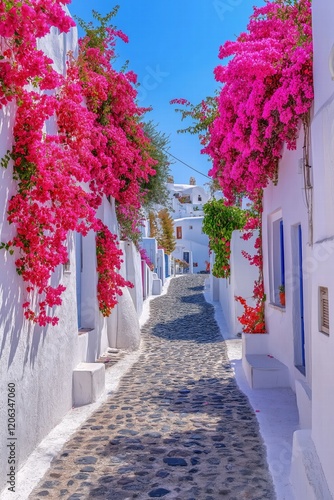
xmin=73 ymin=362 xmax=105 ymax=406
xmin=290 ymin=430 xmax=332 ymax=500
xmin=243 ymin=354 xmax=290 ymax=389
xmin=152 ymin=273 xmax=162 ymax=295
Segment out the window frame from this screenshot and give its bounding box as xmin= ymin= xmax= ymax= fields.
xmin=268 ymin=210 xmax=285 ymax=306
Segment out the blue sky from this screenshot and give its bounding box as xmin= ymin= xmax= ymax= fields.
xmin=68 ymin=0 xmax=264 ymax=187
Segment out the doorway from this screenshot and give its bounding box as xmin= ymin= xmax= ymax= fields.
xmin=293 ymin=224 xmax=306 ymax=374
xmin=75 ymin=233 xmax=83 ymax=329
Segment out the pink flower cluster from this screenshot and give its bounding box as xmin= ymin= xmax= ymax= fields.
xmin=238 ymin=202 xmax=265 ymax=333
xmin=0 ymin=1 xmax=157 ymax=325
xmin=96 ymin=224 xmax=133 ymax=317
xmin=139 ymin=247 xmax=154 ymax=271
xmin=0 ymin=0 xmax=74 ymax=106
xmin=204 ymin=0 xmax=313 ymax=203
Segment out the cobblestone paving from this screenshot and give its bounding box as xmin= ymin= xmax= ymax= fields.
xmin=31 ymin=275 xmax=275 ymax=500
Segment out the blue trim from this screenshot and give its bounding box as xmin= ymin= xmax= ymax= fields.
xmin=280 ymin=219 xmax=285 ymax=286
xmin=165 ymin=253 xmax=169 ymax=278
xmin=76 ymin=233 xmax=82 ymax=329
xmin=298 ymin=224 xmax=306 ymax=367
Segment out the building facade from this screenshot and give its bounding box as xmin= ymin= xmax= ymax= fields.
xmin=0 ymin=14 xmax=160 ymax=495
xmin=168 ymin=183 xmax=210 ymax=273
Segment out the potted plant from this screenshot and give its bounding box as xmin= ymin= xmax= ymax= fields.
xmin=279 ymin=284 xmax=285 ymax=307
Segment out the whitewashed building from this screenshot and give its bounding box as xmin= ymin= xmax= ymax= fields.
xmin=214 ymin=2 xmax=334 ymax=497
xmin=0 ymin=14 xmax=160 ymax=495
xmin=210 ymin=230 xmax=259 ymax=336
xmin=289 ymin=2 xmax=334 ymax=497
xmin=260 ymin=2 xmax=334 ymax=497
xmin=168 ymin=182 xmax=210 ymax=218
xmin=210 ymin=0 xmax=334 ymax=500
xmin=168 ymin=183 xmax=210 ymax=273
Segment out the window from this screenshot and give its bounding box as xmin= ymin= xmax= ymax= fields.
xmin=269 ymin=212 xmax=285 ymax=305
xmin=176 ymin=226 xmax=182 ymax=239
xmin=319 ymin=287 xmax=329 ymax=335
xmin=189 ymin=225 xmax=193 ymax=230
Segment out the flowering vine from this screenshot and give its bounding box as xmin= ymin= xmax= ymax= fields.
xmin=0 ymin=4 xmax=157 ymax=325
xmin=139 ymin=248 xmax=154 ymax=271
xmin=96 ymin=224 xmax=133 ymax=317
xmin=173 ymin=0 xmax=313 ymax=333
xmin=202 ymin=199 xmax=246 ymax=278
xmin=235 ymin=198 xmax=266 ymax=333
xmin=204 ymin=0 xmax=313 ymax=204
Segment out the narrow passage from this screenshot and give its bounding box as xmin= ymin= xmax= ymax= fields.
xmin=31 ymin=275 xmax=275 ymax=500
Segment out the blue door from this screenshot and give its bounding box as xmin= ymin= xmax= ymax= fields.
xmin=183 ymin=251 xmax=190 ymax=274
xmin=164 ymin=253 xmax=169 ymax=278
xmin=75 ymin=233 xmax=82 ymax=329
xmin=298 ymin=225 xmax=306 ymax=369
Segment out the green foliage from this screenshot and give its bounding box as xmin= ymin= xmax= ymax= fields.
xmin=75 ymin=7 xmax=120 ymax=54
xmin=0 ymin=242 xmax=14 ymax=255
xmin=141 ymin=121 xmax=172 ymax=209
xmin=116 ymin=206 xmax=143 ymax=247
xmin=202 ymin=199 xmax=246 ymax=278
xmin=0 ymin=150 xmax=12 ymax=169
xmin=172 ymin=95 xmax=218 ymax=139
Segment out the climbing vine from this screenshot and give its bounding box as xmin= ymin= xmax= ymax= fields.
xmin=236 ymin=198 xmax=266 ymax=333
xmin=204 ymin=0 xmax=313 ymax=203
xmin=173 ymin=0 xmax=313 ymax=333
xmin=202 ymin=199 xmax=246 ymax=278
xmin=0 ymin=4 xmax=157 ymax=325
xmin=96 ymin=225 xmax=133 ymax=317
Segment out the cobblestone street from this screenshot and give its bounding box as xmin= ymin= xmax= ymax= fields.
xmin=31 ymin=275 xmax=275 ymax=500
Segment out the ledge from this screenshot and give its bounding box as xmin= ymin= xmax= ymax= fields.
xmin=243 ymin=353 xmax=290 ymax=389
xmin=268 ymin=302 xmax=286 ymax=312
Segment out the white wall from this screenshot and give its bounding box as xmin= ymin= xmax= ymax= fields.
xmin=124 ymin=241 xmax=144 ymax=315
xmin=309 ymin=1 xmax=334 ymax=494
xmin=141 ymin=238 xmax=158 ymax=269
xmin=0 ymin=17 xmax=159 ymax=494
xmin=157 ymin=248 xmax=166 ymax=284
xmin=262 ymin=132 xmax=311 ymax=391
xmin=167 ymin=184 xmax=209 ymax=219
xmin=78 ymin=198 xmax=122 ymax=363
xmin=215 ymin=230 xmax=259 ymax=336
xmin=173 ymin=217 xmax=209 ymax=272
xmin=0 ymin=25 xmax=81 ymax=493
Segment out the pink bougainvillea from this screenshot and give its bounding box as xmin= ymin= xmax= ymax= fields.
xmin=0 ymin=0 xmax=74 ymax=106
xmin=96 ymin=224 xmax=133 ymax=317
xmin=0 ymin=2 xmax=157 ymax=325
xmin=139 ymin=247 xmax=154 ymax=271
xmin=180 ymin=0 xmax=313 ymax=333
xmin=204 ymin=0 xmax=313 ymax=204
xmin=237 ymin=200 xmax=266 ymax=333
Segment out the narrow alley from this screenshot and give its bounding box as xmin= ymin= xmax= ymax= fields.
xmin=30 ymin=275 xmax=275 ymax=500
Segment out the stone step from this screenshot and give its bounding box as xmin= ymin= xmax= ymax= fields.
xmin=152 ymin=273 xmax=162 ymax=295
xmin=243 ymin=354 xmax=290 ymax=389
xmin=73 ymin=362 xmax=105 ymax=407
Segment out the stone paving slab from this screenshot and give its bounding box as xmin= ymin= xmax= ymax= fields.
xmin=30 ymin=275 xmax=275 ymax=500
